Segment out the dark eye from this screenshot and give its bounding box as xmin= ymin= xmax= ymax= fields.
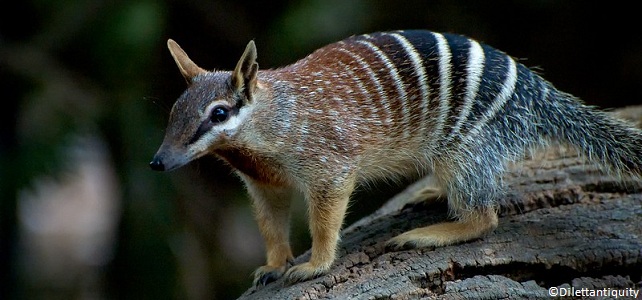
xmin=210 ymin=106 xmax=229 ymax=123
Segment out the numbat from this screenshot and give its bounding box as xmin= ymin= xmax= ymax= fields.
xmin=150 ymin=30 xmax=642 ymax=285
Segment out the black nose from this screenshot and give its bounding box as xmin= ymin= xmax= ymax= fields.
xmin=149 ymin=157 xmax=165 ymax=171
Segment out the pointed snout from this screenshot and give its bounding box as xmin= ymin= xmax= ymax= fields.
xmin=149 ymin=147 xmax=192 ymax=172
xmin=149 ymin=156 xmax=166 ymax=171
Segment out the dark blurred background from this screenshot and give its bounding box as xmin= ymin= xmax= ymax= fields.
xmin=1 ymin=1 xmax=640 ymax=299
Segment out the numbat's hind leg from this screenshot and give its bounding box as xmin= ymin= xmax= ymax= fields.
xmin=386 ymin=208 xmax=498 ymax=251
xmin=406 ymin=175 xmax=445 ymax=205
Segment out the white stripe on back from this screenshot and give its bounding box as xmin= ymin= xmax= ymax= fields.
xmin=388 ymin=32 xmax=431 ymax=140
xmin=464 ymin=56 xmax=518 ymax=142
xmin=357 ymin=39 xmax=411 ymax=138
xmin=335 ymin=47 xmax=393 ymax=126
xmin=433 ymin=33 xmax=453 ymax=142
xmin=448 ymin=39 xmax=485 ymax=139
xmin=336 ymin=60 xmax=381 ymax=125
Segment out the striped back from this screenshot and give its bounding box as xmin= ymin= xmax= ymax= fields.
xmin=278 ymin=30 xmax=520 ymax=150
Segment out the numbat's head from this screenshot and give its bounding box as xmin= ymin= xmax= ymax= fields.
xmin=150 ymin=39 xmax=259 ymax=171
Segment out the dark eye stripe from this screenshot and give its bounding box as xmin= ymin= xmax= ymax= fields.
xmin=187 ymin=121 xmax=213 ymax=145
xmin=186 ymin=105 xmax=241 ymax=145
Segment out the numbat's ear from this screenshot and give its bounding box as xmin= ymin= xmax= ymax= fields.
xmin=232 ymin=40 xmax=258 ymax=102
xmin=167 ymin=39 xmax=206 ymax=84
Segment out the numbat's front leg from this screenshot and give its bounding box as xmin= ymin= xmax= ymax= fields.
xmin=283 ymin=180 xmax=353 ymax=284
xmin=245 ymin=180 xmax=295 ymax=286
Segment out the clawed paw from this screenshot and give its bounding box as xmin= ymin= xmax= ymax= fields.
xmin=385 ymin=236 xmax=429 ymax=252
xmin=385 ymin=218 xmax=495 ymax=252
xmin=253 ymin=265 xmax=286 ymax=287
xmin=384 ymin=227 xmax=448 ymax=252
xmin=283 ymin=262 xmax=327 ymax=285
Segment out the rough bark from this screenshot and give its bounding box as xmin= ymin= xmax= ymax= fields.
xmin=238 ymin=106 xmax=642 ymax=300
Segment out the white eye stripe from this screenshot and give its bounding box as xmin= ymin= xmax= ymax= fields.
xmin=187 ymin=99 xmax=244 ymax=147
xmin=189 ymin=104 xmax=253 ymax=153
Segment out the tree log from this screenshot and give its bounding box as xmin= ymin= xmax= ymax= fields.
xmin=239 ymin=106 xmax=642 ymax=299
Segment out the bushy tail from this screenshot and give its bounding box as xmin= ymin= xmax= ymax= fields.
xmin=538 ymin=89 xmax=642 ymax=178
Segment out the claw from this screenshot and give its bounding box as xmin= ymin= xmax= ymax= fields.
xmin=256 ymin=271 xmax=280 ymax=286
xmin=385 ymin=213 xmax=496 ymax=252
xmin=385 ymin=239 xmax=417 ymax=252
xmin=253 ymin=265 xmax=286 ymax=287
xmin=283 ymin=262 xmax=327 ymax=285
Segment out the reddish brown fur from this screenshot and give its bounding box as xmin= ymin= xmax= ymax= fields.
xmin=215 ymin=147 xmax=289 ymax=186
